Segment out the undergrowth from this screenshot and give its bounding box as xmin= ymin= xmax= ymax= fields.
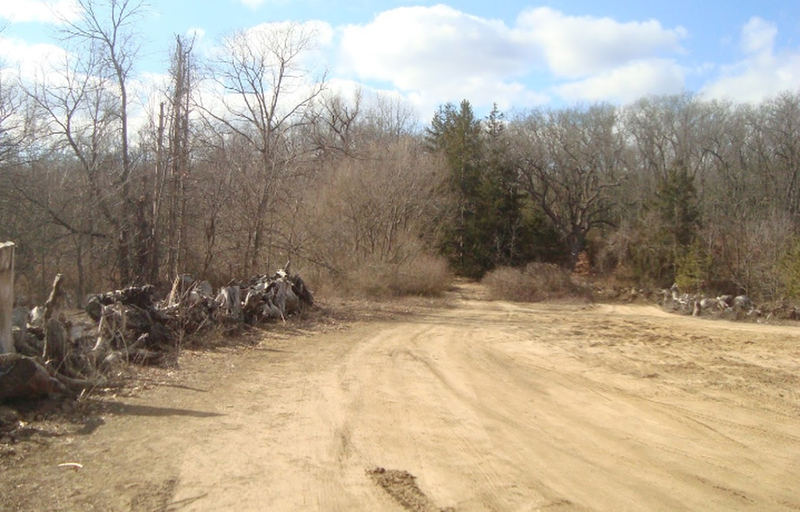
xmin=482 ymin=263 xmax=593 ymax=303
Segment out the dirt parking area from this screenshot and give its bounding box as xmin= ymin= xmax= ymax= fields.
xmin=2 ymin=283 xmax=799 ymax=511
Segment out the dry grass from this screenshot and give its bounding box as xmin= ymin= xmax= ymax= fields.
xmin=483 ymin=263 xmax=593 ymax=303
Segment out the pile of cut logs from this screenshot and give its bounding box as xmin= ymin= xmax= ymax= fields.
xmin=0 ymin=264 xmax=313 ymax=403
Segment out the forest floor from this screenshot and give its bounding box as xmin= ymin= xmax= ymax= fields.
xmin=1 ymin=282 xmax=800 ymax=512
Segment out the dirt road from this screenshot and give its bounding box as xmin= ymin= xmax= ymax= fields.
xmin=3 ymin=284 xmax=800 ymax=511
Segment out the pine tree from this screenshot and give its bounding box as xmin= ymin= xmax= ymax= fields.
xmin=648 ymin=160 xmax=702 ymax=284
xmin=482 ymin=104 xmax=531 ymax=267
xmin=426 ymin=100 xmax=486 ymax=277
xmin=427 ymin=102 xmax=557 ymax=277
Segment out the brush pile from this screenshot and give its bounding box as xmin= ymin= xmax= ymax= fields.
xmin=2 ymin=265 xmax=313 ymax=402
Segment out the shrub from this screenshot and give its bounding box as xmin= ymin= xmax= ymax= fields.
xmin=483 ymin=263 xmax=592 ymax=302
xmin=386 ymin=254 xmax=452 ymax=297
xmin=333 ymin=254 xmax=453 ymax=299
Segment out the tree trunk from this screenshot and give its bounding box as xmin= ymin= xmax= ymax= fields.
xmin=567 ymin=230 xmax=586 ymax=269
xmin=151 ymin=101 xmax=166 ymax=285
xmin=0 ymin=242 xmax=15 ymax=354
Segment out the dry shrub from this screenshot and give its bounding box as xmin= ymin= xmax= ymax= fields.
xmin=339 ymin=254 xmax=452 ymax=298
xmin=386 ymin=254 xmax=452 ymax=297
xmin=483 ymin=263 xmax=593 ymax=303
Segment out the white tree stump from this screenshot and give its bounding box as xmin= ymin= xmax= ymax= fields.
xmin=0 ymin=242 xmax=15 ymax=354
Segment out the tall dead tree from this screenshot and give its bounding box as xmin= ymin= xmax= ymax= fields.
xmin=150 ymin=35 xmax=196 ymax=283
xmin=167 ymin=35 xmax=194 ymax=281
xmin=58 ymin=0 xmax=146 ymax=286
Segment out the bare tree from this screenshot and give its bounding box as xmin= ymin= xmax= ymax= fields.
xmin=511 ymin=104 xmax=625 ymax=263
xmin=148 ymin=34 xmax=197 ymax=283
xmin=202 ymin=22 xmax=326 ymax=275
xmin=360 ymin=93 xmax=418 ymax=142
xmin=0 ymin=75 xmax=24 ymax=167
xmin=758 ymin=91 xmax=800 ymax=220
xmin=22 ymin=48 xmax=122 ymax=297
xmin=57 ymin=0 xmax=147 ymax=285
xmin=306 ymin=89 xmax=361 ymax=159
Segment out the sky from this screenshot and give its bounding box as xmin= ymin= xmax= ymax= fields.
xmin=1 ymin=0 xmax=799 ymax=121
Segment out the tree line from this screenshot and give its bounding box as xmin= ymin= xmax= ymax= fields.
xmin=1 ymin=0 xmax=799 ymax=304
xmin=431 ymin=94 xmax=800 ymax=301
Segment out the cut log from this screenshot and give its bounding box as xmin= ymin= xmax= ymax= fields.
xmin=43 ymin=273 xmax=66 ymax=324
xmin=290 ymin=274 xmax=314 ymax=308
xmin=9 ymin=264 xmax=315 ymax=395
xmin=167 ymin=274 xmax=195 ymax=306
xmin=13 ymin=326 xmax=42 ymax=357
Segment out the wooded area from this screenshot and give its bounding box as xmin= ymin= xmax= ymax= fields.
xmin=1 ymin=0 xmax=800 ymax=309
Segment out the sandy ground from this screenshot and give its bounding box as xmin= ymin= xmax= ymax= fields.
xmin=2 ymin=283 xmax=800 ymax=511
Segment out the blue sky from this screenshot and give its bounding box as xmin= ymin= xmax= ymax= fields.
xmin=1 ymin=0 xmax=799 ymax=119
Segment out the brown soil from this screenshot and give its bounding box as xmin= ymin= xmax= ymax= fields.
xmin=368 ymin=467 xmax=453 ymax=512
xmin=2 ymin=283 xmax=799 ymax=511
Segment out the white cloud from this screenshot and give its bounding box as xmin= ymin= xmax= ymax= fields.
xmin=340 ymin=5 xmax=527 ymax=84
xmin=0 ymin=0 xmax=81 ymax=24
xmin=517 ymin=7 xmax=686 ymax=79
xmin=740 ymin=17 xmax=776 ymax=57
xmin=339 ymin=5 xmax=539 ymax=110
xmin=337 ymin=5 xmax=687 ymax=110
xmin=556 ymin=59 xmax=685 ymax=103
xmin=0 ymin=36 xmax=69 ymax=77
xmin=702 ymin=17 xmax=800 ymax=103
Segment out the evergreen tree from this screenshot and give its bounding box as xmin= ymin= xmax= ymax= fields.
xmin=426 ymin=100 xmax=487 ymax=277
xmin=427 ymin=101 xmax=559 ymax=277
xmin=656 ymin=162 xmax=701 ymax=268
xmin=481 ymin=104 xmax=540 ymax=267
xmin=638 ymin=161 xmax=702 ymax=285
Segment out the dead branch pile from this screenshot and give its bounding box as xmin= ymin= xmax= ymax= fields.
xmin=656 ymin=283 xmax=759 ymax=319
xmin=3 ymin=265 xmax=313 ymax=402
